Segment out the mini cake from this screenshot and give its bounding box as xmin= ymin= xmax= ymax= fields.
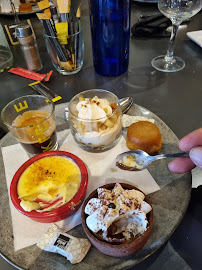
xmin=126 ymin=121 xmax=162 ymax=155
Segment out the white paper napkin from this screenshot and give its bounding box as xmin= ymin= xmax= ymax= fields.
xmin=187 ymin=30 xmax=202 ymax=47
xmin=2 ymin=132 xmax=160 ymax=251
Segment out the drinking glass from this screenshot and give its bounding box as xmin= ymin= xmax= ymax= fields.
xmin=0 ymin=23 xmax=13 ymax=73
xmin=68 ymin=89 xmax=122 ymax=151
xmin=152 ymin=0 xmax=202 ymax=72
xmin=44 ymin=31 xmax=84 ymax=75
xmin=1 ymin=95 xmax=58 ymax=157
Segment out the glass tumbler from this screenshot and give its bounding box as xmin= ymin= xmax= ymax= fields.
xmin=89 ymin=0 xmax=131 ymax=76
xmin=0 ymin=23 xmax=13 ymax=73
xmin=44 ymin=30 xmax=84 ymax=75
xmin=68 ymin=89 xmax=122 ymax=151
xmin=1 ymin=95 xmax=58 ymax=157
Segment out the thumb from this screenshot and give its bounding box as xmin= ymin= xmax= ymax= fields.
xmin=189 ymin=146 xmax=202 ymax=169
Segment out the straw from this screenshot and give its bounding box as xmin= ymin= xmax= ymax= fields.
xmin=74 ymin=4 xmax=82 ymax=66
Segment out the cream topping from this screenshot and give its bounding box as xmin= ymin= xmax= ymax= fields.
xmin=84 ymin=183 xmax=152 ymax=238
xmin=76 ymin=96 xmax=112 ymax=121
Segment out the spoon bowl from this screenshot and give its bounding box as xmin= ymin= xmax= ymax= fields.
xmin=116 ymin=150 xmax=189 ymax=171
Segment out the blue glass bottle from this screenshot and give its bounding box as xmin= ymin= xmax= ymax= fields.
xmin=89 ymin=0 xmax=131 ymax=76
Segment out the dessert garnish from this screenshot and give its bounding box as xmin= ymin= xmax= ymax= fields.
xmin=84 ymin=183 xmax=152 ymax=243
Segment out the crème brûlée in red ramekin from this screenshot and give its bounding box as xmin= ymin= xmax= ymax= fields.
xmin=10 ymin=151 xmax=88 ymax=223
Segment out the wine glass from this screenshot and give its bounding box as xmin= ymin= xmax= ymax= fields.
xmin=152 ymin=0 xmax=202 ymax=72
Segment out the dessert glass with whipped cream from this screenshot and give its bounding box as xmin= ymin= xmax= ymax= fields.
xmin=68 ymin=89 xmax=122 ymax=151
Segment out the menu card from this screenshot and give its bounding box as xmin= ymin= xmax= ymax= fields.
xmin=2 ymin=131 xmax=160 ymax=251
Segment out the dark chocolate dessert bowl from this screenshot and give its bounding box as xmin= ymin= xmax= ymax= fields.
xmin=81 ymin=183 xmax=153 ymax=257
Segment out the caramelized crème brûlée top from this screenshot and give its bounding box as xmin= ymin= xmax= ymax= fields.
xmin=17 ymin=156 xmax=81 ymax=212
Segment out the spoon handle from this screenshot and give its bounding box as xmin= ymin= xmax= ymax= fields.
xmin=155 ymin=152 xmax=189 ymax=160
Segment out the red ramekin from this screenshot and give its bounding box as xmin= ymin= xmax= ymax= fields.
xmin=10 ymin=151 xmax=88 ymax=223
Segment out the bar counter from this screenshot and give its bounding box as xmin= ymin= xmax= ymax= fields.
xmin=0 ymin=1 xmax=202 ymax=270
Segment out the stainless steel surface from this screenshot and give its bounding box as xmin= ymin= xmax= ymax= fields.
xmin=116 ymin=150 xmax=189 ymax=171
xmin=15 ymin=24 xmax=32 ymax=38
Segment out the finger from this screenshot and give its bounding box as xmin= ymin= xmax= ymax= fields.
xmin=168 ymin=158 xmax=195 ymax=174
xmin=189 ymin=146 xmax=202 ymax=169
xmin=179 ymin=128 xmax=202 ymax=152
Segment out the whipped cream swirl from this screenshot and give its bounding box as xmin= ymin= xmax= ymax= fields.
xmin=84 ymin=183 xmax=152 ymax=242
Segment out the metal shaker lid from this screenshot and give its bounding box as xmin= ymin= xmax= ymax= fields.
xmin=15 ymin=24 xmax=33 ymax=38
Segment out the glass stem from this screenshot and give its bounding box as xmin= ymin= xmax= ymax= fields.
xmin=165 ymin=24 xmax=179 ymax=62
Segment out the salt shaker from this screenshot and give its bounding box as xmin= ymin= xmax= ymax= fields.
xmin=16 ymin=24 xmax=42 ymax=71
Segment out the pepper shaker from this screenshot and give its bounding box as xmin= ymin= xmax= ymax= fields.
xmin=16 ymin=24 xmax=42 ymax=71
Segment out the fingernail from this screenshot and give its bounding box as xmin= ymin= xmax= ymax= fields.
xmin=189 ymin=147 xmax=202 ymax=167
xmin=168 ymin=161 xmax=173 ymax=167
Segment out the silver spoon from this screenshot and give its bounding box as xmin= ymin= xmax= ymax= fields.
xmin=116 ymin=150 xmax=189 ymax=171
xmin=119 ymin=97 xmax=133 ymax=114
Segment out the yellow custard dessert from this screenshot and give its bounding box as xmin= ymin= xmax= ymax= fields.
xmin=17 ymin=156 xmax=81 ymax=212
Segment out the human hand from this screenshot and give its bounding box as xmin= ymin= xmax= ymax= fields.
xmin=168 ymin=128 xmax=202 ymax=174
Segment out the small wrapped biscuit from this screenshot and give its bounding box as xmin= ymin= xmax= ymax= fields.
xmin=37 ymin=224 xmax=91 ymax=264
